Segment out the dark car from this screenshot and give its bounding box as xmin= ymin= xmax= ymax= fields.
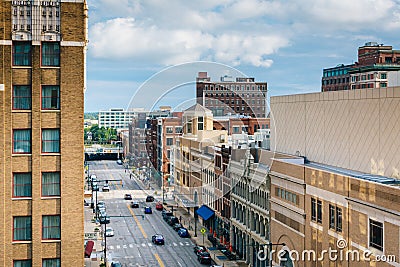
xmin=144 ymin=206 xmax=152 ymax=214
xmin=111 ymin=262 xmax=122 ymax=267
xmin=198 ymin=251 xmax=212 ymax=264
xmin=99 ymin=215 xmax=110 ymax=224
xmin=152 ymin=234 xmax=165 ymax=245
xmin=194 ymin=245 xmax=207 ymax=255
xmin=178 ymin=228 xmax=190 ymax=238
xmin=155 ymin=202 xmax=163 ymax=210
xmin=162 ymin=210 xmax=173 ymax=221
xmin=172 ymin=223 xmax=183 ymax=231
xmin=167 ymin=216 xmax=179 ymax=226
xmin=130 ymin=201 xmax=139 ymax=208
xmin=124 ymin=194 xmax=132 ymax=200
xmin=146 ymin=195 xmax=154 ymax=202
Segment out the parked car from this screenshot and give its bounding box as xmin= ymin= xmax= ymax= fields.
xmin=102 ymin=184 xmax=110 ymax=192
xmin=151 ymin=234 xmax=165 ymax=245
xmin=146 ymin=195 xmax=154 ymax=202
xmin=92 ymin=184 xmax=99 ymax=191
xmin=167 ymin=216 xmax=179 ymax=226
xmin=131 ymin=201 xmax=139 ymax=208
xmin=116 ymin=159 xmax=123 ymax=165
xmin=99 ymin=215 xmax=110 ymax=224
xmin=110 ymin=262 xmax=122 ymax=267
xmin=144 ymin=206 xmax=152 ymax=214
xmin=105 ymin=227 xmax=114 ymax=237
xmin=198 ymin=251 xmax=212 ymax=264
xmin=124 ymin=193 xmax=132 ymax=200
xmin=162 ymin=210 xmax=173 ymax=221
xmin=194 ymin=245 xmax=207 ymax=255
xmin=178 ymin=228 xmax=190 ymax=238
xmin=155 ymin=202 xmax=163 ymax=210
xmin=172 ymin=223 xmax=183 ymax=231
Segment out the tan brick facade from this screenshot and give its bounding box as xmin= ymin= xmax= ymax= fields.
xmin=0 ymin=0 xmax=87 ymax=266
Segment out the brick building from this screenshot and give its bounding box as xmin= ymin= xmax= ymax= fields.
xmin=322 ymin=42 xmax=400 ymax=92
xmin=0 ymin=0 xmax=87 ymax=266
xmin=196 ymin=72 xmax=268 ymax=118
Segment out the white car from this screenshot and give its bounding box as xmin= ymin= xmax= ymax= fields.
xmin=102 ymin=184 xmax=110 ymax=192
xmin=105 ymin=227 xmax=114 ymax=237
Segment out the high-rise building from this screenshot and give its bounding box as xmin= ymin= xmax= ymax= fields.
xmin=0 ymin=0 xmax=87 ymax=266
xmin=98 ymin=108 xmax=145 ymax=130
xmin=322 ymin=42 xmax=400 ymax=92
xmin=196 ymin=72 xmax=268 ymax=118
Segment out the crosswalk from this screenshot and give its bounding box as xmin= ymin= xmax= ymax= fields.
xmin=108 ymin=241 xmax=192 ymax=250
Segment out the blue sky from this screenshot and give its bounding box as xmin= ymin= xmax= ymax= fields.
xmin=84 ymin=0 xmax=400 ymax=112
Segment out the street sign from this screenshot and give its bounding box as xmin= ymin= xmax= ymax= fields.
xmin=200 ymin=228 xmax=207 ymax=235
xmin=84 ymin=232 xmax=98 ymax=240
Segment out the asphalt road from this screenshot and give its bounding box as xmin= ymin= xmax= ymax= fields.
xmin=87 ymin=160 xmax=208 ymax=267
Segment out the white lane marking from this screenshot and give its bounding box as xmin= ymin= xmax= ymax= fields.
xmin=185 ymin=242 xmax=190 ymax=246
xmin=147 ymin=243 xmax=152 ymax=247
xmin=116 ymin=245 xmax=121 ymax=249
xmin=173 ymin=242 xmax=177 ymax=246
xmin=179 ymin=242 xmax=184 ymax=246
xmin=123 ymin=245 xmax=127 ymax=249
xmin=129 ymin=244 xmax=134 ymax=248
xmin=178 ymin=262 xmax=182 ymax=267
xmin=108 ymin=246 xmax=114 ymax=250
xmin=141 ymin=243 xmax=146 ymax=247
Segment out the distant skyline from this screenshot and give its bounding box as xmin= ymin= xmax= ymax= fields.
xmin=85 ymin=0 xmax=400 ymax=112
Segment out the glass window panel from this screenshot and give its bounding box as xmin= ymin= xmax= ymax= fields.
xmin=42 ymin=215 xmax=61 ymax=239
xmin=13 ymin=173 xmax=32 ymax=197
xmin=14 ymin=260 xmax=32 ymax=267
xmin=42 ymin=86 xmax=60 ymax=109
xmin=13 ymin=85 xmax=31 ymax=110
xmin=13 ymin=129 xmax=31 ymax=153
xmin=42 ymin=172 xmax=60 ymax=196
xmin=13 ymin=216 xmax=32 ymax=241
xmin=42 ymin=259 xmax=60 ymax=267
xmin=13 ymin=42 xmax=32 ymax=66
xmin=42 ymin=129 xmax=60 ymax=153
xmin=42 ymin=42 xmax=60 ymax=66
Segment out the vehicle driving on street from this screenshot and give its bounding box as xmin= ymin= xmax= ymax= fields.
xmin=151 ymin=234 xmax=165 ymax=245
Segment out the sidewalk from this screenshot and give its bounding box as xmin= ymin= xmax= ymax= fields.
xmin=84 ymin=202 xmax=103 ymax=267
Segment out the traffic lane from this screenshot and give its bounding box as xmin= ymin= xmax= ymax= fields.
xmin=139 ymin=203 xmax=204 ymax=267
xmin=105 ymin=195 xmax=203 ymax=267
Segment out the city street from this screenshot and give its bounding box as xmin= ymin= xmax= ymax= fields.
xmin=86 ymin=160 xmax=206 ymax=267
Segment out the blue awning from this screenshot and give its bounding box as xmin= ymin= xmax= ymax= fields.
xmin=196 ymin=205 xmax=215 ymax=220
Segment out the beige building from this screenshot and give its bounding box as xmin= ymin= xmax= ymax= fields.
xmin=0 ymin=0 xmax=87 ymax=266
xmin=268 ymin=87 xmax=400 ymax=267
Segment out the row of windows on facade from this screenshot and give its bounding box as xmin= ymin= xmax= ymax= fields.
xmin=13 ymin=85 xmax=59 ymax=110
xmin=13 ymin=172 xmax=60 ymax=197
xmin=323 ymin=69 xmax=350 ymax=77
xmin=206 ymin=105 xmax=264 ymax=113
xmin=351 ymin=82 xmax=387 ymax=89
xmin=14 ymin=258 xmax=60 ymax=267
xmin=165 ymin=126 xmax=183 ymax=134
xmin=204 ymin=84 xmax=266 ymax=91
xmin=205 ymin=93 xmax=265 ymax=98
xmin=13 ymin=42 xmax=60 ymax=67
xmin=13 ymin=215 xmax=60 ymax=241
xmin=13 ymin=24 xmax=60 ymax=32
xmin=311 ymin=197 xmax=383 ymax=251
xmin=13 ymin=9 xmax=60 ymax=17
xmin=13 ymin=129 xmax=60 ymax=153
xmin=205 ymin=99 xmax=264 ymax=105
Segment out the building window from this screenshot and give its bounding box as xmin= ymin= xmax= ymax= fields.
xmin=13 ymin=260 xmax=32 ymax=267
xmin=13 ymin=129 xmax=31 ymax=154
xmin=42 ymin=215 xmax=61 ymax=240
xmin=42 ymin=86 xmax=60 ymax=110
xmin=13 ymin=216 xmax=32 ymax=241
xmin=42 ymin=42 xmax=60 ymax=66
xmin=166 ymin=127 xmax=173 ymax=134
xmin=42 ymin=172 xmax=60 ymax=196
xmin=336 ymin=207 xmax=342 ymax=232
xmin=42 ymin=259 xmax=60 ymax=267
xmin=166 ymin=138 xmax=173 ymax=146
xmin=13 ymin=173 xmax=32 ymax=197
xmin=329 ymin=204 xmax=335 ymax=229
xmin=198 ymin=116 xmax=204 ymax=130
xmin=175 ymin=126 xmax=182 ymax=134
xmin=233 ymin=126 xmax=240 ymax=133
xmin=167 ymin=150 xmax=171 ymax=159
xmin=380 ymin=73 xmax=387 ymax=79
xmin=186 ymin=121 xmax=192 ymax=134
xmin=317 ymin=200 xmax=322 ymax=223
xmin=369 ymin=219 xmax=383 ymax=251
xmin=13 ymin=85 xmax=31 ymax=110
xmin=380 ymin=82 xmax=387 ymax=88
xmin=42 ymin=129 xmax=60 ymax=153
xmin=311 ymin=198 xmax=317 ymax=222
xmin=13 ymin=42 xmax=31 ymax=66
